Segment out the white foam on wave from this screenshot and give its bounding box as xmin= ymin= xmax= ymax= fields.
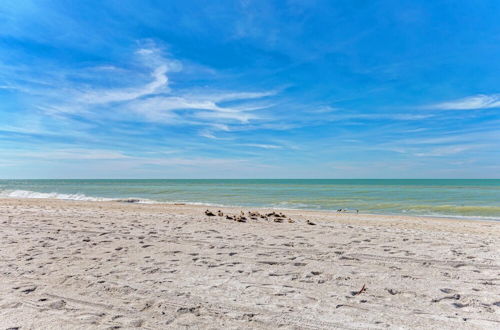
xmin=0 ymin=189 xmax=155 ymax=204
xmin=0 ymin=189 xmax=114 ymax=201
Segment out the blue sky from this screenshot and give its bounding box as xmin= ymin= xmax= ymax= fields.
xmin=0 ymin=0 xmax=499 ymax=178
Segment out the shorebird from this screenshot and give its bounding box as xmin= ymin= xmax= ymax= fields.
xmin=306 ymin=220 xmax=316 ymax=225
xmin=205 ymin=210 xmax=215 ymax=216
xmin=248 ymin=211 xmax=260 ymax=218
xmin=217 ymin=210 xmax=224 ymax=216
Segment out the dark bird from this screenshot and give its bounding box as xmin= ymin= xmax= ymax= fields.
xmin=205 ymin=210 xmax=215 ymax=216
xmin=306 ymin=220 xmax=316 ymax=225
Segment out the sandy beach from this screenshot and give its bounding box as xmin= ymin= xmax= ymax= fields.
xmin=0 ymin=198 xmax=499 ymax=329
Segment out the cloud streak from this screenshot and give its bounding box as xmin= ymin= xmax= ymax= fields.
xmin=241 ymin=143 xmax=282 ymax=149
xmin=414 ymin=145 xmax=474 ymax=157
xmin=78 ymin=65 xmax=170 ymax=104
xmin=426 ymin=94 xmax=500 ymax=110
xmin=24 ymin=43 xmax=278 ymax=130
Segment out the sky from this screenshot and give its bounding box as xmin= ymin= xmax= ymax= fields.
xmin=0 ymin=0 xmax=499 ymax=179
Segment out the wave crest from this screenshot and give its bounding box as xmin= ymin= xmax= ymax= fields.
xmin=0 ymin=189 xmax=113 ymax=201
xmin=0 ymin=189 xmax=154 ymax=203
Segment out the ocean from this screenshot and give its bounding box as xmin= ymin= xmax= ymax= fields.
xmin=0 ymin=179 xmax=499 ymax=220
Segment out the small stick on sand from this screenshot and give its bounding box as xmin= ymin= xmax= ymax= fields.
xmin=354 ymin=284 xmax=367 ymax=296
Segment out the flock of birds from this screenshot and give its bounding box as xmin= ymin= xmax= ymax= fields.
xmin=204 ymin=209 xmax=317 ymax=225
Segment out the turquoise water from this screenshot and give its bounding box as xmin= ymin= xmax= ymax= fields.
xmin=0 ymin=179 xmax=499 ymax=220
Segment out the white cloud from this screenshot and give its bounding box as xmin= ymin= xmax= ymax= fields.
xmin=242 ymin=143 xmax=282 ymax=149
xmin=198 ymin=124 xmax=232 ymax=139
xmin=208 ymin=91 xmax=277 ymax=102
xmin=8 ymin=149 xmax=131 ymax=160
xmin=27 ymin=42 xmax=276 ymax=128
xmin=199 ymin=130 xmax=218 ymax=139
xmin=140 ymin=157 xmax=248 ymax=167
xmin=427 ymin=94 xmax=500 ymax=110
xmin=300 ymin=110 xmax=435 ymax=122
xmin=78 ymin=64 xmax=169 ymax=104
xmin=127 ymin=95 xmax=263 ymax=124
xmin=414 ymin=145 xmax=474 ymax=157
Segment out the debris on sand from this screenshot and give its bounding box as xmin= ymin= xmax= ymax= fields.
xmin=352 ymin=284 xmax=367 ymax=296
xmin=116 ymin=199 xmax=141 ymax=203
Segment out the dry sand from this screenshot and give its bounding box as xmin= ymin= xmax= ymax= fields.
xmin=0 ymin=198 xmax=499 ymax=329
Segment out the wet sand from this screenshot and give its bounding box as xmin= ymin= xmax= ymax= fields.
xmin=0 ymin=198 xmax=499 ymax=329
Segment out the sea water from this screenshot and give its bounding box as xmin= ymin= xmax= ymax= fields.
xmin=0 ymin=179 xmax=499 ymax=220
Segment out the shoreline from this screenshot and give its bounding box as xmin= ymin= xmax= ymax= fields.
xmin=1 ymin=197 xmax=499 ymax=223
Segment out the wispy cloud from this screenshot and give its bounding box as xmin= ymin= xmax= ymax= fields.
xmin=241 ymin=143 xmax=282 ymax=149
xmin=300 ymin=106 xmax=435 ymax=122
xmin=0 ymin=147 xmax=252 ymax=168
xmin=426 ymin=94 xmax=500 ymax=110
xmin=78 ymin=65 xmax=169 ymax=104
xmin=22 ymin=42 xmax=278 ymax=129
xmin=413 ymin=145 xmax=474 ymax=157
xmin=3 ymin=148 xmax=131 ymax=160
xmin=127 ymin=93 xmax=271 ymax=125
xmin=75 ymin=46 xmax=183 ymax=104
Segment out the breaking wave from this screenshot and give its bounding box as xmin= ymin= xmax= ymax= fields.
xmin=0 ymin=189 xmax=153 ymax=203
